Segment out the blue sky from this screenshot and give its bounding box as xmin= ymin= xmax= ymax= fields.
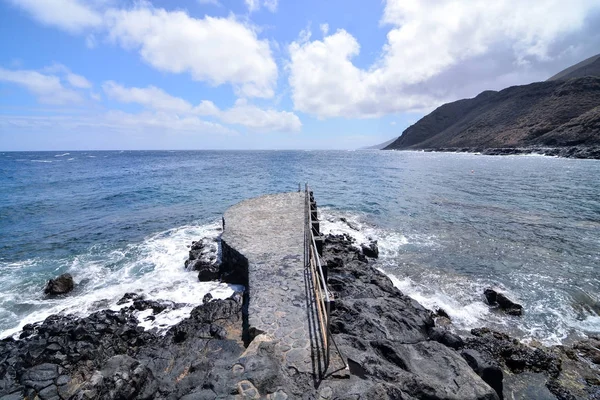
xmin=1 ymin=0 xmax=599 ymax=150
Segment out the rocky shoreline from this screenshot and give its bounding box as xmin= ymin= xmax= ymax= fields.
xmin=1 ymin=232 xmax=598 ymax=399
xmin=406 ymin=146 xmax=600 ymax=160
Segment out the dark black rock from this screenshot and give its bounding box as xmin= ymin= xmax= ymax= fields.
xmin=462 ymin=349 xmax=504 ymax=399
xmin=197 ymin=265 xmax=219 ymax=282
xmin=188 ymin=240 xmax=204 ymax=261
xmin=202 ymin=293 xmax=213 ymax=304
xmin=484 ymin=289 xmax=524 ymax=316
xmin=117 ymin=292 xmax=145 ymax=305
xmin=429 ymin=326 xmax=464 ymax=349
xmin=496 ymin=293 xmax=524 ymax=316
xmin=44 ymin=273 xmax=74 ymax=296
xmin=484 ymin=288 xmax=498 ymax=305
xmin=361 ymin=240 xmax=379 ymax=258
xmin=132 ymin=300 xmax=167 ymax=314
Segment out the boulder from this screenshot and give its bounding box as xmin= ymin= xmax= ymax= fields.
xmin=197 ymin=265 xmax=220 ymax=282
xmin=361 ymin=240 xmax=379 ymax=258
xmin=484 ymin=289 xmax=523 ymax=316
xmin=44 ymin=273 xmax=74 ymax=296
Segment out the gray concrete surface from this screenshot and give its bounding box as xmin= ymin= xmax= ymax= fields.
xmin=221 ymin=192 xmax=317 ymax=374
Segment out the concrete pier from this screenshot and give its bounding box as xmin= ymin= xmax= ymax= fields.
xmin=221 ymin=192 xmax=317 ymax=374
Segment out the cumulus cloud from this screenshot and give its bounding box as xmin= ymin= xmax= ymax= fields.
xmin=102 ymin=82 xmax=301 ymax=132
xmin=0 ymin=67 xmax=85 ymax=105
xmin=7 ymin=0 xmax=103 ymax=33
xmin=288 ymin=0 xmax=600 ymax=118
xmin=105 ymin=6 xmax=278 ymax=98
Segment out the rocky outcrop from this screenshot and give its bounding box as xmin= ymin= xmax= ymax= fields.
xmin=184 ymin=239 xmax=221 ymax=282
xmin=43 ymin=273 xmax=74 ymax=296
xmin=322 ymin=234 xmax=499 ymax=399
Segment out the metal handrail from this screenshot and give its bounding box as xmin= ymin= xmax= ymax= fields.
xmin=304 ymin=183 xmax=332 ymax=371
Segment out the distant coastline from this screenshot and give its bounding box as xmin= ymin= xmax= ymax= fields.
xmin=385 ymin=145 xmax=600 ymax=160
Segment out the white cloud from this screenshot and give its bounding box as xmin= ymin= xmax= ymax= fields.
xmin=288 ymin=0 xmax=600 ymax=118
xmin=66 ymin=73 xmax=92 ymax=89
xmin=263 ymin=0 xmax=278 ymax=13
xmin=103 ymin=110 xmax=234 ymax=135
xmin=194 ymin=100 xmax=220 ymax=116
xmin=220 ymin=99 xmax=301 ymax=132
xmin=0 ymin=67 xmax=83 ymax=105
xmin=105 ymin=6 xmax=278 ymax=98
xmin=102 ymin=82 xmax=301 ymax=132
xmin=245 ymin=0 xmax=278 ymax=13
xmin=198 ymin=0 xmax=221 ymax=5
xmin=103 ymin=81 xmax=194 ymax=113
xmin=7 ymin=0 xmax=102 ymax=33
xmin=0 ymin=111 xmax=235 ymax=137
xmin=320 ymin=23 xmax=329 ymax=36
xmin=245 ymin=0 xmax=260 ymax=12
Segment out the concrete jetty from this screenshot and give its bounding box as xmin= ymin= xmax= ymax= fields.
xmin=221 ymin=191 xmax=320 ymax=375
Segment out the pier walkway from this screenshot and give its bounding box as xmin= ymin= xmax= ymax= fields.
xmin=221 ymin=190 xmax=335 ymax=378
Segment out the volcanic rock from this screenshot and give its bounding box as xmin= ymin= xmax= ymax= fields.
xmin=44 ymin=273 xmax=74 ymax=296
xmin=484 ymin=288 xmax=524 ymax=316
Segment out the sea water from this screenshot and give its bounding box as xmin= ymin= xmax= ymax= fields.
xmin=0 ymin=150 xmax=598 ymax=344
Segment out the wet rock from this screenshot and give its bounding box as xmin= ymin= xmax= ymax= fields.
xmin=435 ymin=307 xmax=451 ymax=319
xmin=461 ymin=349 xmax=504 ymax=399
xmin=429 ymin=326 xmax=464 ymax=350
xmin=131 ymin=300 xmax=168 ymax=314
xmin=324 ymin=233 xmax=498 ymax=400
xmin=484 ymin=288 xmax=498 ymax=305
xmin=361 ymin=240 xmax=379 ymax=258
xmin=484 ymin=289 xmax=523 ymax=316
xmin=197 ymin=264 xmax=220 ymax=282
xmin=44 ymin=273 xmax=74 ymax=296
xmin=202 ymin=293 xmax=213 ymax=305
xmin=340 ymin=217 xmax=360 ymax=231
xmin=465 ymin=328 xmax=561 ymax=377
xmin=117 ymin=292 xmax=144 ymax=305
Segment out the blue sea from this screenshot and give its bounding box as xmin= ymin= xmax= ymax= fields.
xmin=1 ymin=150 xmax=599 ymax=344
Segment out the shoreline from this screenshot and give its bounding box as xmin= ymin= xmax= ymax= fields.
xmin=1 ymin=231 xmax=598 ymax=399
xmin=384 ymin=146 xmax=600 ymax=160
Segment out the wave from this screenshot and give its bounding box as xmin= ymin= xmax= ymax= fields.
xmin=54 ymin=153 xmax=70 ymax=157
xmin=319 ymin=209 xmax=598 ymax=345
xmin=0 ymin=221 xmax=242 ymax=339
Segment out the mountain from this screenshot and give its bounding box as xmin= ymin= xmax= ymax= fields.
xmin=547 ymin=53 xmax=600 ymax=81
xmin=360 ymin=137 xmax=398 ymax=150
xmin=384 ymin=54 xmax=600 ymax=158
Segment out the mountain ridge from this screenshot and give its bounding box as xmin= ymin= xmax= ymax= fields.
xmin=383 ymin=54 xmax=600 ymax=158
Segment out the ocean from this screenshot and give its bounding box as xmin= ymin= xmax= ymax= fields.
xmin=0 ymin=150 xmax=598 ymax=345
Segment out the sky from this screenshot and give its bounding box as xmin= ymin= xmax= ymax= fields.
xmin=1 ymin=0 xmax=599 ymax=150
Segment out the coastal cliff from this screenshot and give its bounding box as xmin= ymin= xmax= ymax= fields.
xmin=384 ymin=55 xmax=600 ymax=159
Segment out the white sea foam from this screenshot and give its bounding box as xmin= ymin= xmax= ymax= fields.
xmin=318 ymin=208 xmax=599 ymax=345
xmin=54 ymin=153 xmax=70 ymax=157
xmin=0 ymin=221 xmax=242 ymax=339
xmin=31 ymin=160 xmax=52 ymax=163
